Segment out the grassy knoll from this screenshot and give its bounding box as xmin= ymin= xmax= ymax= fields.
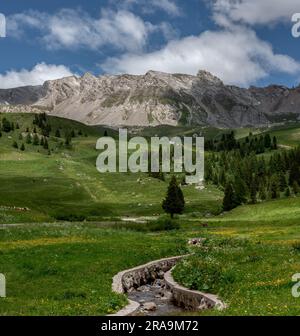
xmin=174 ymin=197 xmax=300 ymax=316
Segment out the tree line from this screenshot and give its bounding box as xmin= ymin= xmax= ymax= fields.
xmin=205 ymin=134 xmax=300 ymax=211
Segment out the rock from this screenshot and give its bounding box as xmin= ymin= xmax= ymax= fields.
xmin=188 ymin=238 xmax=206 ymax=246
xmin=137 ymin=285 xmax=150 ymax=292
xmin=143 ymin=302 xmax=157 ymax=311
xmin=161 ymin=291 xmax=173 ymax=301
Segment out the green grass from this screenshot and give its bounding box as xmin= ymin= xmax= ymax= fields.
xmin=0 ymin=223 xmax=187 ymax=315
xmin=0 ymin=114 xmax=223 ymax=223
xmin=173 ymin=196 xmax=300 ymax=316
xmin=2 ymin=113 xmax=300 ymax=315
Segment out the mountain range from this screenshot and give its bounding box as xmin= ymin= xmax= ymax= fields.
xmin=1 ymin=70 xmax=300 ymax=128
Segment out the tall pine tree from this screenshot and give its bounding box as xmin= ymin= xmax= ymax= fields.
xmin=162 ymin=176 xmax=185 ymax=218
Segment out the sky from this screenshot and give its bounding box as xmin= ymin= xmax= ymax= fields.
xmin=0 ymin=0 xmax=300 ymax=88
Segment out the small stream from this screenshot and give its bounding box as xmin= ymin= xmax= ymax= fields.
xmin=128 ymin=279 xmax=185 ymax=316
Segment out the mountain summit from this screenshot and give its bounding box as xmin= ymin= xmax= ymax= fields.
xmin=0 ymin=70 xmax=300 ymax=128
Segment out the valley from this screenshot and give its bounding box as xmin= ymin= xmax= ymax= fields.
xmin=1 ymin=113 xmax=300 ymax=315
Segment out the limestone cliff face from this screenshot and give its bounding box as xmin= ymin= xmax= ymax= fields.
xmin=1 ymin=70 xmax=300 ymax=128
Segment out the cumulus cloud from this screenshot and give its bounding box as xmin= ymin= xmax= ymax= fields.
xmin=0 ymin=63 xmax=74 ymax=89
xmin=8 ymin=8 xmax=175 ymax=52
xmin=102 ymin=26 xmax=300 ymax=86
xmin=212 ymin=0 xmax=299 ymax=26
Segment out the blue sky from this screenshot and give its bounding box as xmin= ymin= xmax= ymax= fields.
xmin=0 ymin=0 xmax=300 ymax=88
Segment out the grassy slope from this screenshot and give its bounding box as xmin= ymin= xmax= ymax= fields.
xmin=174 ymin=197 xmax=300 ymax=316
xmin=0 ymin=114 xmax=222 ymax=223
xmin=1 ymin=114 xmax=300 ymax=315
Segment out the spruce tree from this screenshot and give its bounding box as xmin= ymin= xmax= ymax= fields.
xmin=292 ymin=181 xmax=300 ymax=195
xmin=223 ymin=183 xmax=237 ymax=211
xmin=264 ymin=134 xmax=271 ymax=148
xmin=26 ymin=133 xmax=32 ymax=144
xmin=278 ymin=173 xmax=287 ymax=192
xmin=289 ymin=163 xmax=300 ymax=186
xmin=2 ymin=118 xmax=11 ymax=132
xmin=43 ymin=138 xmax=49 ymax=150
xmin=233 ymin=175 xmax=247 ymax=205
xmin=259 ymin=185 xmax=267 ymax=200
xmin=272 ymin=136 xmax=278 ymax=150
xmin=33 ymin=134 xmax=39 ymax=146
xmin=285 ymin=187 xmax=291 ymax=198
xmin=250 ymin=179 xmax=257 ymax=204
xmin=270 ymin=175 xmax=279 ymax=199
xmin=162 ymin=176 xmax=185 ymax=218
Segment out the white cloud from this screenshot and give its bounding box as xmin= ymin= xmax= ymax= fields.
xmin=102 ymin=26 xmax=300 ymax=86
xmin=212 ymin=0 xmax=300 ymax=26
xmin=114 ymin=0 xmax=181 ymax=16
xmin=151 ymin=0 xmax=180 ymax=16
xmin=8 ymin=8 xmax=175 ymax=52
xmin=0 ymin=63 xmax=74 ymax=89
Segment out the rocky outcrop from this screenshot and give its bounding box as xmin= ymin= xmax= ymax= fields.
xmin=2 ymin=70 xmax=300 ymax=128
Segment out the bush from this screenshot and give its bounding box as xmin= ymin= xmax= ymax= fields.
xmin=292 ymin=241 xmax=300 ymax=251
xmin=54 ymin=214 xmax=86 ymax=222
xmin=146 ymin=217 xmax=180 ymax=231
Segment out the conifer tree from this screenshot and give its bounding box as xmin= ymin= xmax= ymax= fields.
xmin=223 ymin=183 xmax=237 ymax=211
xmin=278 ymin=173 xmax=287 ymax=192
xmin=233 ymin=175 xmax=247 ymax=205
xmin=162 ymin=176 xmax=185 ymax=218
xmin=292 ymin=181 xmax=300 ymax=195
xmin=33 ymin=134 xmax=39 ymax=146
xmin=270 ymin=175 xmax=279 ymax=199
xmin=289 ymin=163 xmax=300 ymax=186
xmin=272 ymin=136 xmax=278 ymax=150
xmin=26 ymin=133 xmax=32 ymax=144
xmin=285 ymin=187 xmax=291 ymax=197
xmin=250 ymin=178 xmax=257 ymax=204
xmin=43 ymin=138 xmax=49 ymax=150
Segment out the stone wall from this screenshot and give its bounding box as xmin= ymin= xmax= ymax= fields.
xmin=112 ymin=255 xmax=185 ymax=294
xmin=110 ymin=254 xmax=226 ymax=316
xmin=110 ymin=255 xmax=186 ymax=316
xmin=164 ymin=268 xmax=226 ymax=311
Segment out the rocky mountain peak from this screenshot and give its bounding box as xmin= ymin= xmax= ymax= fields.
xmin=197 ymin=70 xmax=223 ymax=85
xmin=1 ymin=69 xmax=300 ymax=128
